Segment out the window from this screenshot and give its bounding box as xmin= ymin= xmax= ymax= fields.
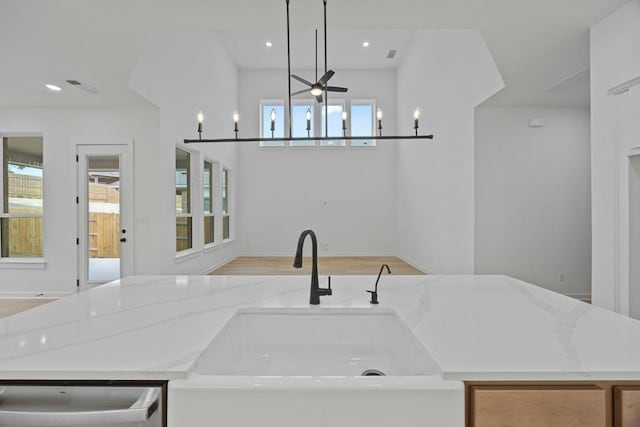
xmin=290 ymin=103 xmax=315 ymax=147
xmin=320 ymin=102 xmax=346 ymax=146
xmin=203 ymin=160 xmax=214 ymax=245
xmin=1 ymin=136 xmax=44 ymax=258
xmin=175 ymin=148 xmax=192 ymax=252
xmin=260 ymin=101 xmax=285 ymax=147
xmin=350 ymin=100 xmax=375 ymax=147
xmin=222 ymin=168 xmax=230 ymax=240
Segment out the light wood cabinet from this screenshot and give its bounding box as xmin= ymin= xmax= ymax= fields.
xmin=614 ymin=386 xmax=640 ymax=427
xmin=469 ymin=384 xmax=608 ymax=427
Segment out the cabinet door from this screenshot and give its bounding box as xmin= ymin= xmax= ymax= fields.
xmin=614 ymin=386 xmax=640 ymax=427
xmin=469 ymin=385 xmax=607 ymax=427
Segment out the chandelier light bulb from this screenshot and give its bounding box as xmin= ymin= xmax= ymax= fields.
xmin=197 ymin=111 xmax=204 ymax=123
xmin=233 ymin=111 xmax=239 ymax=123
xmin=413 ymin=108 xmax=420 ymax=120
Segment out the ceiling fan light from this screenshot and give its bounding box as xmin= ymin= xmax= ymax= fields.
xmin=310 ymin=86 xmax=323 ymax=96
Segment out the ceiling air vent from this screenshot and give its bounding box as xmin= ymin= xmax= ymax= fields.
xmin=65 ymin=79 xmax=101 ymax=95
xmin=387 ymin=49 xmax=397 ymax=59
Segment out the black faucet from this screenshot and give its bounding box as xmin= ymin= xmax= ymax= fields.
xmin=367 ymin=264 xmax=391 ymax=304
xmin=293 ymin=230 xmax=332 ymax=305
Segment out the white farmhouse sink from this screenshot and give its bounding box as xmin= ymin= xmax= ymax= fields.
xmin=193 ymin=307 xmax=440 ymax=376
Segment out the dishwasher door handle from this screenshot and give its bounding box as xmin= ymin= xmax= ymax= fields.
xmin=0 ymin=387 xmax=160 ymax=426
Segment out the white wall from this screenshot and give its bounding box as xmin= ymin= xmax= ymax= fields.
xmin=590 ymin=0 xmax=640 ymax=311
xmin=395 ymin=30 xmax=504 ymax=273
xmin=237 ymin=69 xmax=397 ymax=256
xmin=0 ymin=107 xmax=158 ymax=296
xmin=0 ymin=31 xmax=240 ymax=296
xmin=130 ymin=31 xmax=240 ymax=275
xmin=475 ymin=107 xmax=591 ymax=297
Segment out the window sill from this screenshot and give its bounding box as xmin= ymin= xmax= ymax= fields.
xmin=204 ymin=239 xmax=234 ymax=253
xmin=175 ymin=249 xmax=200 ymax=264
xmin=0 ymin=258 xmax=48 ymax=270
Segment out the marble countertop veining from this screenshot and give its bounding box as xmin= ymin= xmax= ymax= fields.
xmin=1 ymin=274 xmax=640 ymax=381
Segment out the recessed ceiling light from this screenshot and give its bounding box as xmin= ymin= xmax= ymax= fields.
xmin=362 ymin=41 xmax=370 ymax=48
xmin=45 ymin=84 xmax=61 ymax=92
xmin=266 ymin=41 xmax=273 ymax=48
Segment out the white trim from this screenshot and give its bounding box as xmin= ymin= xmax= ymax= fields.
xmin=203 ymin=238 xmax=234 ymax=254
xmin=199 ymin=253 xmax=239 ymax=275
xmin=349 ymin=98 xmax=377 ymax=147
xmin=175 ymin=247 xmax=200 ymax=263
xmin=395 ymin=254 xmax=432 ymax=274
xmin=0 ymin=258 xmax=47 ymax=269
xmin=608 ymin=76 xmax=640 ymax=96
xmin=77 ymin=142 xmax=135 ymax=287
xmin=259 ymin=99 xmax=286 ymax=146
xmin=613 ymin=93 xmax=622 ymax=313
xmin=1 ymin=135 xmax=45 ymax=260
xmin=0 ymin=292 xmax=66 ymax=298
xmin=564 ymin=293 xmax=592 ymax=301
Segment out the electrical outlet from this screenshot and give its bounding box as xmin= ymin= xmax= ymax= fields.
xmin=322 ymin=243 xmax=329 ymax=252
xmin=560 ymin=273 xmax=565 ymax=282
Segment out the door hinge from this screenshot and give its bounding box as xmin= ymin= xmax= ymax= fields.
xmin=76 ymin=237 xmax=79 ymax=245
xmin=76 ymin=279 xmax=79 ymax=287
xmin=76 ymin=154 xmax=79 ymax=162
xmin=76 ymin=196 xmax=79 ymax=204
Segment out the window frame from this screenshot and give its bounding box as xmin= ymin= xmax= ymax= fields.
xmin=175 ymin=146 xmax=194 ymax=254
xmin=319 ymin=99 xmax=347 ymax=147
xmin=259 ymin=99 xmax=286 ymax=148
xmin=0 ymin=135 xmax=45 ymax=261
xmin=221 ymin=166 xmax=232 ymax=241
xmin=203 ymin=158 xmax=215 ymax=247
xmin=349 ymin=99 xmax=377 ymax=148
xmin=289 ymin=100 xmax=316 ymax=148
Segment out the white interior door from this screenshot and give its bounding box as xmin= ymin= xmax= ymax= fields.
xmin=77 ymin=144 xmax=133 ymax=287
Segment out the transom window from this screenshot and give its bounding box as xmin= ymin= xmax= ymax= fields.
xmin=259 ymin=99 xmax=376 ymax=147
xmin=260 ymin=101 xmax=285 ymax=147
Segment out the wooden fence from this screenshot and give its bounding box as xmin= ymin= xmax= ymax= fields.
xmin=1 ymin=216 xmax=43 ymax=257
xmin=88 ymin=213 xmax=120 ymax=258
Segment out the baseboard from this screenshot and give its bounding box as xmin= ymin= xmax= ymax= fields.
xmin=394 ymin=254 xmax=432 ymax=275
xmin=0 ymin=292 xmax=68 ymax=298
xmin=238 ymin=252 xmax=398 ymax=258
xmin=564 ymin=293 xmax=592 ymax=302
xmin=199 ymin=254 xmax=240 ymax=275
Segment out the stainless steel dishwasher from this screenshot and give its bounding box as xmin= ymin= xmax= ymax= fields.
xmin=0 ymin=383 xmax=164 ymax=426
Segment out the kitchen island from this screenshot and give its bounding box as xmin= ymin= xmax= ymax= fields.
xmin=2 ymin=275 xmax=640 ymax=425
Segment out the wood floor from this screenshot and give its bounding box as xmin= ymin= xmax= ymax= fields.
xmin=210 ymin=256 xmax=425 ymax=275
xmin=0 ymin=298 xmax=55 ymax=320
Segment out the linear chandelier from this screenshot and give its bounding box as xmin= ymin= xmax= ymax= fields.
xmin=184 ymin=0 xmax=434 ymax=145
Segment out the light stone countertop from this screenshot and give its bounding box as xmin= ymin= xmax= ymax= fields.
xmin=1 ymin=274 xmax=640 ymax=381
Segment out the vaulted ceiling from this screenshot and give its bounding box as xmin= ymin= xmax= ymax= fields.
xmin=0 ymin=0 xmax=629 ymax=108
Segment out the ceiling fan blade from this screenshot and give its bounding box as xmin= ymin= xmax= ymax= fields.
xmin=291 ymin=89 xmax=311 ymax=96
xmin=291 ymin=74 xmax=313 ymax=86
xmin=317 ymin=70 xmax=335 ymax=85
xmin=315 ymin=93 xmax=323 ymax=103
xmin=326 ymin=86 xmax=348 ymax=93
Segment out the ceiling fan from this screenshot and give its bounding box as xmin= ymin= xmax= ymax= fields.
xmin=290 ymin=29 xmax=348 ymax=103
